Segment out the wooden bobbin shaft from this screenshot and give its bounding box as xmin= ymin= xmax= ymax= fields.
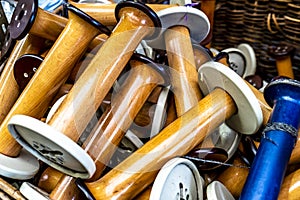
xmin=11 ymin=4 xmax=107 ymax=50
xmin=200 ymin=0 xmax=216 ymax=47
xmin=147 ymin=6 xmax=209 ymax=116
xmin=85 ymin=87 xmax=236 ymax=199
xmin=83 ymin=61 xmax=263 ymax=199
xmin=0 ymin=4 xmax=104 ymax=157
xmin=7 ymin=0 xmax=161 ymax=179
xmin=268 ymin=45 xmax=295 ymax=79
xmin=69 ymin=2 xmax=176 ymax=26
xmin=49 ymin=55 xmax=167 ymax=200
xmin=216 ymin=156 xmax=249 ymax=198
xmin=47 ymin=2 xmax=161 ymax=144
xmin=278 ymin=168 xmax=300 ymax=200
xmin=165 ymin=26 xmax=202 ymax=116
xmin=0 ymin=34 xmax=44 ymax=124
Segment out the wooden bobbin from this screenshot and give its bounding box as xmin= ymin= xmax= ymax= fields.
xmin=81 ymin=61 xmax=262 ymax=199
xmin=216 ymin=155 xmax=249 ymax=198
xmin=240 ymin=78 xmax=300 ymax=200
xmin=8 ymin=0 xmax=108 ymax=50
xmin=0 ymin=0 xmax=108 ymax=175
xmin=48 ymin=54 xmax=169 ymax=200
xmin=268 ymin=45 xmax=295 ymax=79
xmin=147 ymin=6 xmax=210 ymax=116
xmin=8 ymin=0 xmax=161 ymax=179
xmin=69 ymin=2 xmax=177 ymax=26
xmin=278 ymin=167 xmax=300 ymax=200
xmin=0 ymin=35 xmax=46 ymax=180
xmin=200 ymin=0 xmax=216 ymax=47
xmin=0 ymin=34 xmax=44 ymax=124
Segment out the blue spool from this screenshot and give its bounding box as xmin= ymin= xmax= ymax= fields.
xmin=240 ymin=78 xmax=300 ymax=200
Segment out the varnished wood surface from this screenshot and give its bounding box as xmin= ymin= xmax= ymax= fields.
xmin=0 ymin=35 xmax=44 ymax=124
xmin=38 ymin=167 xmax=64 ymax=193
xmin=37 ymin=6 xmax=160 ymax=199
xmin=0 ymin=11 xmax=101 ymax=156
xmin=47 ymin=5 xmax=157 ymax=142
xmin=200 ymin=0 xmax=216 ymax=47
xmin=134 ymin=186 xmax=152 ymax=200
xmin=29 ymin=8 xmax=106 ymax=48
xmin=276 ymin=57 xmax=294 ymax=79
xmin=49 ymin=175 xmax=85 ymax=200
xmin=49 ymin=59 xmax=165 ymax=199
xmin=217 ymin=156 xmax=249 ymax=198
xmin=70 ymin=2 xmax=176 ymax=26
xmin=86 ymin=88 xmax=236 ymax=199
xmin=85 ymin=59 xmax=165 ymax=180
xmin=32 ymin=8 xmax=67 ymax=41
xmin=278 ymin=168 xmax=300 ymax=200
xmin=165 ymin=26 xmax=202 ymax=116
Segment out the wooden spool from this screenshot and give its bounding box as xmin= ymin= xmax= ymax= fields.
xmin=146 ymin=6 xmax=210 ymax=116
xmin=48 ymin=54 xmax=169 ymax=200
xmin=7 ymin=0 xmax=161 ymax=179
xmin=0 ymin=34 xmax=45 ymax=124
xmin=82 ymin=62 xmax=263 ymax=199
xmin=69 ymin=2 xmax=177 ymax=26
xmin=268 ymin=45 xmax=295 ymax=79
xmin=278 ymin=168 xmax=300 ymax=200
xmin=0 ymin=1 xmax=107 ymax=157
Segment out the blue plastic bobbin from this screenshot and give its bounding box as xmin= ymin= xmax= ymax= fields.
xmin=240 ymin=77 xmax=300 ymax=200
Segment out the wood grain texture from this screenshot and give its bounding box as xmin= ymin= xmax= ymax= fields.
xmin=48 ymin=6 xmax=157 ymax=143
xmin=278 ymin=168 xmax=300 ymax=200
xmin=0 ymin=11 xmax=101 ymax=156
xmin=217 ymin=156 xmax=249 ymax=198
xmin=49 ymin=59 xmax=165 ymax=199
xmin=38 ymin=167 xmax=64 ymax=193
xmin=165 ymin=26 xmax=202 ymax=116
xmin=0 ymin=34 xmax=44 ymax=124
xmin=200 ymin=0 xmax=216 ymax=47
xmin=276 ymin=57 xmax=294 ymax=79
xmin=86 ymin=88 xmax=236 ymax=199
xmin=70 ymin=2 xmax=176 ymax=26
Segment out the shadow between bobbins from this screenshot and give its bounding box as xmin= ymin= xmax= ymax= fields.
xmin=65 ymin=61 xmax=263 ymax=199
xmin=7 ymin=0 xmax=162 ymax=193
xmin=0 ymin=0 xmax=110 ymax=180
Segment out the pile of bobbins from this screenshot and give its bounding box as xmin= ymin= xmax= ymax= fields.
xmin=0 ymin=0 xmax=300 ymax=200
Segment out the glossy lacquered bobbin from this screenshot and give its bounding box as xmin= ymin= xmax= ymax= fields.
xmin=48 ymin=54 xmax=169 ymax=200
xmin=82 ymin=62 xmax=262 ymax=199
xmin=69 ymin=2 xmax=177 ymax=26
xmin=9 ymin=0 xmax=111 ymax=40
xmin=147 ymin=5 xmax=210 ymax=117
xmin=240 ymin=78 xmax=300 ymax=200
xmin=0 ymin=0 xmax=109 ymax=158
xmin=8 ymin=0 xmax=162 ymax=180
xmin=0 ymin=35 xmax=45 ymax=180
xmin=0 ymin=34 xmax=44 ymax=125
xmin=268 ymin=45 xmax=295 ymax=79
